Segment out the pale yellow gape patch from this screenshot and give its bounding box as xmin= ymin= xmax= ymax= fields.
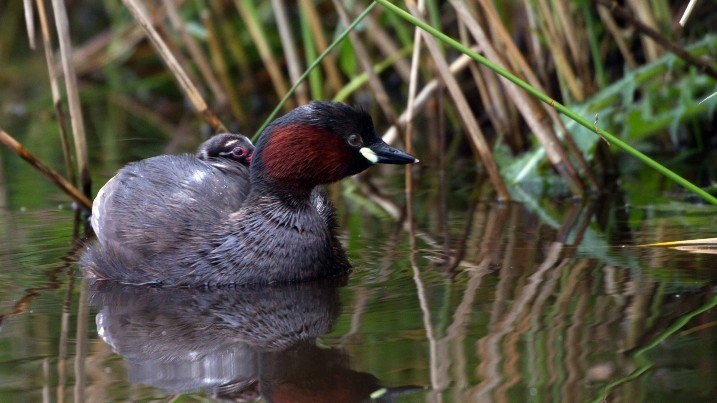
xmin=359 ymin=147 xmax=378 ymax=163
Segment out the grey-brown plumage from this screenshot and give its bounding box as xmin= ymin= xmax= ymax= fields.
xmin=195 ymin=133 xmax=336 ymax=229
xmin=82 ymin=101 xmax=417 ymax=286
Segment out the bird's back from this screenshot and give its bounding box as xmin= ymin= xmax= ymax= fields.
xmin=92 ymin=154 xmax=251 ymax=258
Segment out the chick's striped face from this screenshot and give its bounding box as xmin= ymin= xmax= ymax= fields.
xmin=197 ymin=133 xmax=254 ymax=165
xmin=217 ymin=139 xmax=253 ymax=163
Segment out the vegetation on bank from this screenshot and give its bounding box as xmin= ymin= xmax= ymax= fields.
xmin=0 ymin=0 xmax=715 ymax=206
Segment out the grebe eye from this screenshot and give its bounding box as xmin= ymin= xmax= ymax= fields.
xmin=347 ymin=134 xmax=363 ymax=147
xmin=232 ymin=147 xmax=246 ymax=158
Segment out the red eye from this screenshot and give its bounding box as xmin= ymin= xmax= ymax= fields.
xmin=347 ymin=134 xmax=363 ymax=147
xmin=232 ymin=147 xmax=246 ymax=158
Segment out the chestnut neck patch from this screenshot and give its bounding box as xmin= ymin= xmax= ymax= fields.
xmin=260 ymin=124 xmax=353 ymax=192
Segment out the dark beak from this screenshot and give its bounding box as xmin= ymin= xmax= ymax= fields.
xmin=366 ymin=140 xmax=419 ymax=165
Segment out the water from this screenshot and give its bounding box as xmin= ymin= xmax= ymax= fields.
xmin=2 ymin=162 xmax=717 ymax=402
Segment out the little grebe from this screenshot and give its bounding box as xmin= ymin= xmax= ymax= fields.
xmin=84 ymin=101 xmax=417 ymax=286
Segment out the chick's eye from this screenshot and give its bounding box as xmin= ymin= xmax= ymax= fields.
xmin=231 ymin=147 xmax=246 ymax=157
xmin=347 ymin=134 xmax=363 ymax=147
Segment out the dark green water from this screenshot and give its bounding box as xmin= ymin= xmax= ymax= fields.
xmin=2 ymin=138 xmax=717 ymax=402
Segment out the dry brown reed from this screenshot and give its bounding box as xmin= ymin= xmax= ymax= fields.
xmin=23 ymin=0 xmax=35 ymax=49
xmin=597 ymin=0 xmax=717 ymax=80
xmin=234 ymin=0 xmax=292 ymax=109
xmin=163 ymin=0 xmax=228 ymax=109
xmin=35 ymin=0 xmax=75 ymax=186
xmin=408 ymin=1 xmax=509 ymax=199
xmin=122 ymin=0 xmax=228 ymax=132
xmin=51 ymin=0 xmax=90 ymax=196
xmin=271 ymin=0 xmax=310 ymax=105
xmin=0 ymin=129 xmax=92 ymax=210
xmin=11 ymin=0 xmax=712 ymax=207
xmin=298 ymin=0 xmax=344 ymax=94
xmin=333 ymin=0 xmax=399 ymax=127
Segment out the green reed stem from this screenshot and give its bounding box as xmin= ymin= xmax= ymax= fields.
xmin=375 ymin=0 xmax=717 ymax=206
xmin=333 ymin=45 xmax=413 ymax=102
xmin=592 ymin=293 xmax=717 ymax=402
xmin=253 ymin=2 xmax=378 ymax=140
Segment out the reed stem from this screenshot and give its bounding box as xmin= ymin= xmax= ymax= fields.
xmin=0 ymin=129 xmax=92 ymax=211
xmin=375 ymin=0 xmax=717 ymax=206
xmin=51 ymin=0 xmax=91 ymax=197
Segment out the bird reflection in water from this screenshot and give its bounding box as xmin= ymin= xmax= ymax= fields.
xmin=86 ymin=274 xmax=421 ymax=402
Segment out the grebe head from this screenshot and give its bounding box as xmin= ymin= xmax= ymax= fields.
xmin=252 ymin=101 xmax=417 ymax=192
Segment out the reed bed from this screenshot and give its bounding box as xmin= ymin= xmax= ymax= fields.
xmin=1 ymin=0 xmax=716 ymax=205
